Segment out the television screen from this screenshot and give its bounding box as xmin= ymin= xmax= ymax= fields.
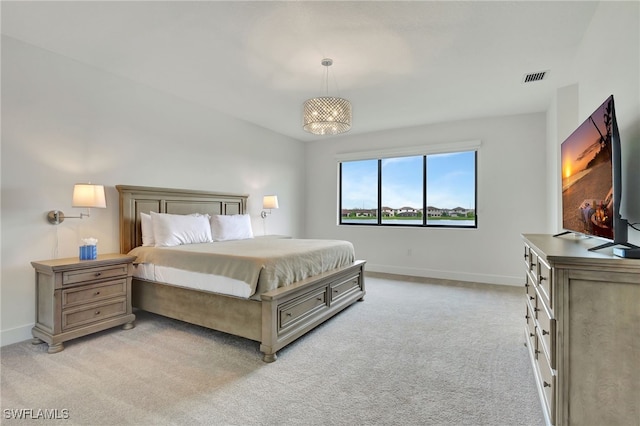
xmin=561 ymin=96 xmax=615 ymax=241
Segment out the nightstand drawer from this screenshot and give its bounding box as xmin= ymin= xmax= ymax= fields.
xmin=62 ymin=298 xmax=127 ymax=330
xmin=62 ymin=279 xmax=127 ymax=308
xmin=62 ymin=264 xmax=129 ymax=286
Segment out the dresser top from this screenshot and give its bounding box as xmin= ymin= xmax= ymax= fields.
xmin=522 ymin=234 xmax=640 ymax=270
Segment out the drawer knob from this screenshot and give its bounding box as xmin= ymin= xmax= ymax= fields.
xmin=542 ymin=329 xmax=549 ymax=335
xmin=95 ymin=310 xmax=101 ymax=316
xmin=525 ymin=315 xmax=530 ymax=320
xmin=543 ymin=381 xmax=551 ymax=388
xmin=95 ymin=272 xmax=102 ymax=277
xmin=317 ymin=297 xmax=323 ymax=301
xmin=539 ymin=275 xmax=546 ymax=282
xmin=94 ymin=291 xmax=101 ymax=296
xmin=285 ymin=312 xmax=292 ymax=317
xmin=534 ymin=307 xmax=540 ymax=312
xmin=524 ymin=253 xmax=528 ymax=259
xmin=529 ymin=295 xmax=534 ymax=300
xmin=529 ymin=332 xmax=535 ymax=337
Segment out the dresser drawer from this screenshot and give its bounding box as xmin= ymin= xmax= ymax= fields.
xmin=535 ymin=291 xmax=556 ymax=368
xmin=62 ymin=279 xmax=127 ymax=308
xmin=528 ymin=249 xmax=539 ymax=280
xmin=62 ymin=264 xmax=129 ymax=286
xmin=330 ymin=275 xmax=360 ymax=302
xmin=536 ymin=257 xmax=553 ymax=310
xmin=536 ymin=345 xmax=556 ymax=424
xmin=279 ymin=288 xmax=328 ymax=330
xmin=62 ymin=298 xmax=127 ymax=331
xmin=524 ymin=244 xmax=532 ymax=270
xmin=525 ymin=298 xmax=536 ymax=341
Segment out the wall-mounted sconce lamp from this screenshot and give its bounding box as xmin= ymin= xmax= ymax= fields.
xmin=261 ymin=195 xmax=279 ymax=219
xmin=47 ymin=184 xmax=107 ymax=225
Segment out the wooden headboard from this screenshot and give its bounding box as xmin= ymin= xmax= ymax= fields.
xmin=117 ymin=185 xmax=248 ymax=254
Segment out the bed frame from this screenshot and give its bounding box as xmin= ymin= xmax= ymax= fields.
xmin=117 ymin=185 xmax=365 ymax=362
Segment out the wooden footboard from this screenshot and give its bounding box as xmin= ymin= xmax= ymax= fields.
xmin=132 ymin=260 xmax=365 ymax=362
xmin=260 ymin=260 xmax=366 ymax=362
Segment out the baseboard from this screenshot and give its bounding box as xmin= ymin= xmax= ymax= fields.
xmin=1 ymin=323 xmax=33 ymax=347
xmin=364 ymin=263 xmax=522 ymax=287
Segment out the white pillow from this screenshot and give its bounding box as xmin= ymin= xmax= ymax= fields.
xmin=140 ymin=212 xmax=155 ymax=247
xmin=210 ymin=214 xmax=254 ymax=241
xmin=150 ymin=212 xmax=213 ymax=247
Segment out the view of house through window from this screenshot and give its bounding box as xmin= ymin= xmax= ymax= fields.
xmin=340 ymin=150 xmax=477 ymax=227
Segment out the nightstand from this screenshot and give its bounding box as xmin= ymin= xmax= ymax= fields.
xmin=31 ymin=253 xmax=136 ymax=353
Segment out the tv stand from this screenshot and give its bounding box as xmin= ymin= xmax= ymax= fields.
xmin=588 ymin=240 xmax=640 ymax=252
xmin=552 ymin=231 xmax=573 ymax=238
xmin=522 ymin=234 xmax=640 ymax=426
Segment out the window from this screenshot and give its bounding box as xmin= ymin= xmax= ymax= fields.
xmin=339 ymin=148 xmax=477 ymax=228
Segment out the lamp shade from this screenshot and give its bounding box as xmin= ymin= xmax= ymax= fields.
xmin=303 ymin=96 xmax=352 ymax=135
xmin=263 ymin=195 xmax=279 ymax=210
xmin=72 ymin=184 xmax=106 ymax=208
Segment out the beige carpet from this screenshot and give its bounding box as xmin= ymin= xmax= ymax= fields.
xmin=1 ymin=274 xmax=544 ymax=425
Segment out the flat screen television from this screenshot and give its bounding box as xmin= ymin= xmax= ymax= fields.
xmin=557 ymin=95 xmax=635 ymax=251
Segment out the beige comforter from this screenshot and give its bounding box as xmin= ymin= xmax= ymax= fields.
xmin=128 ymin=238 xmax=355 ymax=297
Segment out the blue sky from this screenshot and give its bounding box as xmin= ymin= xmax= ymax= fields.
xmin=341 ymin=151 xmax=476 ymax=210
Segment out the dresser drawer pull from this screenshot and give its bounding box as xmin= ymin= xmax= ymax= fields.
xmin=285 ymin=312 xmax=292 ymax=317
xmin=317 ymin=297 xmax=323 ymax=301
xmin=543 ymin=381 xmax=551 ymax=388
xmin=534 ymin=307 xmax=540 ymax=312
xmin=95 ymin=272 xmax=102 ymax=277
xmin=524 ymin=253 xmax=528 ymax=259
xmin=95 ymin=310 xmax=101 ymax=316
xmin=524 ymin=283 xmax=529 ymax=288
xmin=94 ymin=291 xmax=101 ymax=296
xmin=529 ymin=332 xmax=535 ymax=337
xmin=529 ymin=295 xmax=535 ymax=300
xmin=542 ymin=329 xmax=549 ymax=335
xmin=539 ymin=275 xmax=546 ymax=282
xmin=525 ymin=314 xmax=530 ymax=320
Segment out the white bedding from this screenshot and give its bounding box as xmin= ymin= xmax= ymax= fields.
xmin=129 ymin=238 xmax=356 ymax=299
xmin=132 ymin=263 xmax=252 ymax=298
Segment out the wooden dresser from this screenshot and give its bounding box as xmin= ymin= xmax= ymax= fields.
xmin=522 ymin=234 xmax=640 ymax=426
xmin=31 ymin=254 xmax=136 ymax=353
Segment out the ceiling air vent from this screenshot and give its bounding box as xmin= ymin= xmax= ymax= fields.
xmin=522 ymin=70 xmax=549 ymax=83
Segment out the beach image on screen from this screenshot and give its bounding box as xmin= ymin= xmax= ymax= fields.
xmin=561 ymin=97 xmax=614 ymax=239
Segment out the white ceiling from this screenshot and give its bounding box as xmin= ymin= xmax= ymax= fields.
xmin=1 ymin=1 xmax=599 ymax=142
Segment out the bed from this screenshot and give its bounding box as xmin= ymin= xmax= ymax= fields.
xmin=117 ymin=185 xmax=366 ymax=362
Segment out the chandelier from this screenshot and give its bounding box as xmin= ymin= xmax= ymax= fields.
xmin=303 ymin=58 xmax=352 ymax=135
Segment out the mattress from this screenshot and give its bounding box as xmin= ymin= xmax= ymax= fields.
xmin=132 ymin=262 xmax=253 ymax=298
xmin=129 ymin=238 xmax=355 ymax=298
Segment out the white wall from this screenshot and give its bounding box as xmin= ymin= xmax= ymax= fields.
xmin=546 ymin=1 xmax=640 ymax=245
xmin=305 ymin=113 xmax=548 ymax=286
xmin=1 ymin=37 xmax=305 ymax=345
